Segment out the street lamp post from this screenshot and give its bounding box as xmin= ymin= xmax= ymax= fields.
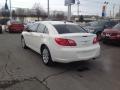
xmin=48 ymin=0 xmax=50 ymax=18
xmin=113 ymin=4 xmax=115 ymax=18
xmin=9 ymin=0 xmax=12 ymax=20
xmin=77 ymin=0 xmax=80 ymax=16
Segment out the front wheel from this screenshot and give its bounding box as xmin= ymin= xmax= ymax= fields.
xmin=42 ymin=47 xmax=53 ymax=66
xmin=0 ymin=31 xmax=2 ymax=33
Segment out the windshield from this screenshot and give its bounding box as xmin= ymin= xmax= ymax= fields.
xmin=54 ymin=24 xmax=87 ymax=34
xmin=113 ymin=23 xmax=120 ymax=30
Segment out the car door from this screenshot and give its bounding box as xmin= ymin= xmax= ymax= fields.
xmin=27 ymin=23 xmax=39 ymax=50
xmin=23 ymin=25 xmax=33 ymax=47
xmin=30 ymin=23 xmax=46 ymax=53
xmin=32 ymin=23 xmax=49 ymax=53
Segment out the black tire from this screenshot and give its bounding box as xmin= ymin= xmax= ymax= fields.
xmin=41 ymin=46 xmax=53 ymax=66
xmin=9 ymin=30 xmax=12 ymax=33
xmin=0 ymin=27 xmax=2 ymax=33
xmin=102 ymin=39 xmax=109 ymax=44
xmin=21 ymin=37 xmax=27 ymax=49
xmin=102 ymin=40 xmax=106 ymax=44
xmin=96 ymin=32 xmax=102 ymax=41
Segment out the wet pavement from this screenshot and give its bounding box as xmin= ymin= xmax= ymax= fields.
xmin=0 ymin=33 xmax=120 ymax=90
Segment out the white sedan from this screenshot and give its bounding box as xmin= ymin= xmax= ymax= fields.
xmin=21 ymin=21 xmax=100 ymax=65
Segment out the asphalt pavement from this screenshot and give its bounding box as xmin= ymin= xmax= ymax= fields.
xmin=0 ymin=32 xmax=120 ymax=90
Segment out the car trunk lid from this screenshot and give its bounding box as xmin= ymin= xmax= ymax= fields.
xmin=57 ymin=33 xmax=96 ymax=47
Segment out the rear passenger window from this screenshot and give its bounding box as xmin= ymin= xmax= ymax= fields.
xmin=29 ymin=23 xmax=39 ymax=32
xmin=43 ymin=27 xmax=49 ymax=34
xmin=37 ymin=24 xmax=46 ymax=33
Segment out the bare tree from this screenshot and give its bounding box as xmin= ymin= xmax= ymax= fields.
xmin=32 ymin=3 xmax=46 ymax=20
xmin=12 ymin=10 xmax=16 ymax=20
xmin=15 ymin=8 xmax=25 ymax=23
xmin=51 ymin=10 xmax=66 ymax=20
xmin=15 ymin=8 xmax=25 ymax=16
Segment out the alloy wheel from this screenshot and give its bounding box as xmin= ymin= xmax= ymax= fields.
xmin=42 ymin=48 xmax=49 ymax=64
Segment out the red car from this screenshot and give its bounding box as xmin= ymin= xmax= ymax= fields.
xmin=101 ymin=23 xmax=120 ymax=45
xmin=8 ymin=22 xmax=24 ymax=33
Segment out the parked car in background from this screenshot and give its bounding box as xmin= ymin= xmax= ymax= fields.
xmin=21 ymin=21 xmax=100 ymax=66
xmin=84 ymin=20 xmax=118 ymax=39
xmin=6 ymin=20 xmax=24 ymax=33
xmin=101 ymin=23 xmax=120 ymax=45
xmin=0 ymin=24 xmax=2 ymax=33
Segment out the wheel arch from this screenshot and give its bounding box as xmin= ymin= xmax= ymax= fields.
xmin=40 ymin=44 xmax=48 ymax=54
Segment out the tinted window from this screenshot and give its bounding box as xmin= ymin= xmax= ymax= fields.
xmin=90 ymin=21 xmax=107 ymax=27
xmin=105 ymin=21 xmax=117 ymax=28
xmin=113 ymin=23 xmax=120 ymax=30
xmin=37 ymin=24 xmax=46 ymax=33
xmin=98 ymin=21 xmax=106 ymax=26
xmin=90 ymin=21 xmax=98 ymax=26
xmin=54 ymin=24 xmax=87 ymax=34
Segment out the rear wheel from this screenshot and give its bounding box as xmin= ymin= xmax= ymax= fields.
xmin=21 ymin=37 xmax=27 ymax=49
xmin=0 ymin=30 xmax=2 ymax=33
xmin=102 ymin=39 xmax=106 ymax=44
xmin=0 ymin=27 xmax=2 ymax=33
xmin=9 ymin=30 xmax=12 ymax=33
xmin=41 ymin=46 xmax=53 ymax=66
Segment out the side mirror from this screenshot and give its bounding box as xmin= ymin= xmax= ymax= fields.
xmin=24 ymin=27 xmax=31 ymax=32
xmin=26 ymin=29 xmax=31 ymax=32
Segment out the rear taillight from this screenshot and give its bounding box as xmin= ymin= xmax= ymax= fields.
xmin=93 ymin=37 xmax=99 ymax=44
xmin=55 ymin=38 xmax=77 ymax=46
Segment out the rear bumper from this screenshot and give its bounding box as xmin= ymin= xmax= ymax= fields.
xmin=51 ymin=44 xmax=100 ymax=63
xmin=102 ymin=36 xmax=120 ymax=44
xmin=9 ymin=29 xmax=23 ymax=33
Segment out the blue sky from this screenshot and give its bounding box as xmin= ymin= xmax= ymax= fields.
xmin=0 ymin=0 xmax=120 ymax=16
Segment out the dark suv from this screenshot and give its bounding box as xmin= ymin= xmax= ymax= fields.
xmin=84 ymin=20 xmax=118 ymax=39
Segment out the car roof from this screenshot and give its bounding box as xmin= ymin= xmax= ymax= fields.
xmin=34 ymin=21 xmax=78 ymax=35
xmin=36 ymin=21 xmax=75 ymax=25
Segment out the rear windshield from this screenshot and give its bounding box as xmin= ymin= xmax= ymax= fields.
xmin=54 ymin=24 xmax=87 ymax=34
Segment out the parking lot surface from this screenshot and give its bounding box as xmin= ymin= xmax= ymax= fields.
xmin=0 ymin=33 xmax=120 ymax=90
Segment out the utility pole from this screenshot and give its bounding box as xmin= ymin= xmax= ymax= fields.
xmin=113 ymin=4 xmax=115 ymax=18
xmin=77 ymin=0 xmax=80 ymax=17
xmin=110 ymin=10 xmax=112 ymax=18
xmin=48 ymin=0 xmax=50 ymax=18
xmin=9 ymin=0 xmax=12 ymax=20
xmin=119 ymin=5 xmax=120 ymax=18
